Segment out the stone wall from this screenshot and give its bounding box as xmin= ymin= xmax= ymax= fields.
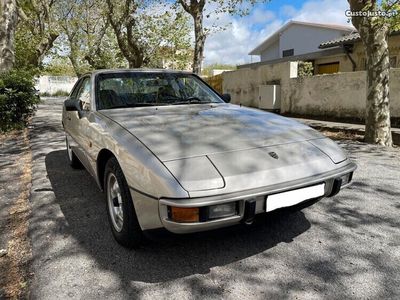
xmin=223 ymin=63 xmax=400 ymax=118
xmin=284 ymin=69 xmax=400 ymax=118
xmin=222 ymin=62 xmax=297 ymax=108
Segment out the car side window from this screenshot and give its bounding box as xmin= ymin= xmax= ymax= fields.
xmin=76 ymin=77 xmax=91 ymax=110
xmin=70 ymin=78 xmax=83 ymax=99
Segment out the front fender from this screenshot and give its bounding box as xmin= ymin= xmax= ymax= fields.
xmin=93 ymin=112 xmax=189 ymax=199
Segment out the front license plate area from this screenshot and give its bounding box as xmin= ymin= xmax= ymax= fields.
xmin=266 ymin=183 xmax=325 ymax=212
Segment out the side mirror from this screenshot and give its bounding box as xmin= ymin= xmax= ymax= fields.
xmin=64 ymin=99 xmax=84 ymax=118
xmin=222 ymin=93 xmax=231 ymax=103
xmin=64 ymin=99 xmax=79 ymax=111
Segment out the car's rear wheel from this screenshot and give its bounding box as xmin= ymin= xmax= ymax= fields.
xmin=104 ymin=157 xmax=143 ymax=248
xmin=66 ymin=136 xmax=82 ymax=169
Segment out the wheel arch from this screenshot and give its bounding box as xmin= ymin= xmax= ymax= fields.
xmin=97 ymin=148 xmax=117 ymax=190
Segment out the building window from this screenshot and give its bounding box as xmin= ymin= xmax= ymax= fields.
xmin=282 ymin=49 xmax=294 ymax=57
xmin=317 ymin=62 xmax=340 ymax=75
xmin=390 ymin=56 xmax=397 ymax=68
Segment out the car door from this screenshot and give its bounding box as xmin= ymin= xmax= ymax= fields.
xmin=66 ymin=76 xmax=94 ymax=172
xmin=64 ymin=78 xmax=83 ymax=157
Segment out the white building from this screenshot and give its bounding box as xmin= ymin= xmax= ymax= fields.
xmin=249 ymin=21 xmax=354 ymax=63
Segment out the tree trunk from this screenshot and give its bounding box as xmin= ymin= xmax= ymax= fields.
xmin=0 ymin=0 xmax=18 ymax=71
xmin=30 ymin=33 xmax=58 ymax=68
xmin=178 ymin=0 xmax=206 ymax=75
xmin=65 ymin=32 xmax=81 ymax=76
xmin=363 ymin=26 xmax=392 ymax=146
xmin=69 ymin=51 xmax=82 ymax=77
xmin=105 ymin=0 xmax=144 ymax=69
xmin=128 ymin=61 xmax=136 ymax=68
xmin=192 ymin=11 xmax=205 ymax=74
xmin=348 ymin=0 xmax=393 ymax=146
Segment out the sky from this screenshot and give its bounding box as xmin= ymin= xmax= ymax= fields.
xmin=203 ymin=0 xmax=353 ymax=66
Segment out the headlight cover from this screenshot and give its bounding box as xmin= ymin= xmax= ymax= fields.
xmin=309 ymin=138 xmax=347 ymax=164
xmin=164 ymin=156 xmax=224 ymax=191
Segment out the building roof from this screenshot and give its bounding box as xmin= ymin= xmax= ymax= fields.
xmin=319 ymin=30 xmax=400 ymax=49
xmin=319 ymin=32 xmax=360 ymax=49
xmin=248 ymin=20 xmax=354 ymax=55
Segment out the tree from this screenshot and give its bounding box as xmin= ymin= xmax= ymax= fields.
xmin=15 ymin=0 xmax=59 ymax=69
xmin=42 ymin=56 xmax=76 ymax=76
xmin=105 ymin=0 xmax=192 ymax=69
xmin=137 ymin=9 xmax=193 ymax=69
xmin=105 ymin=0 xmax=145 ymax=68
xmin=177 ymin=0 xmax=206 ymax=74
xmin=58 ymin=0 xmax=114 ymax=75
xmin=348 ymin=0 xmax=400 ymax=146
xmin=51 ymin=0 xmax=128 ymax=76
xmin=58 ymin=0 xmax=87 ymax=76
xmin=0 ymin=0 xmax=18 ymax=71
xmin=177 ymin=0 xmax=264 ymax=74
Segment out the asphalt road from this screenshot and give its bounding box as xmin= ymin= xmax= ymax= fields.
xmin=28 ymin=97 xmax=400 ymax=299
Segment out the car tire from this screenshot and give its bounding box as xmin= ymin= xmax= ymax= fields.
xmin=104 ymin=157 xmax=143 ymax=248
xmin=66 ymin=136 xmax=82 ymax=169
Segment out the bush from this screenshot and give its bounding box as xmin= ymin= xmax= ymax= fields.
xmin=298 ymin=61 xmax=314 ymax=78
xmin=0 ymin=70 xmax=40 ymax=132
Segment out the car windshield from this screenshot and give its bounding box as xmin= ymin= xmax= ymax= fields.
xmin=96 ymin=72 xmax=224 ymax=110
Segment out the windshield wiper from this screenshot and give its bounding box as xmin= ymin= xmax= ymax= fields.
xmin=131 ymin=103 xmax=158 ymax=107
xmin=172 ymin=97 xmax=212 ymax=105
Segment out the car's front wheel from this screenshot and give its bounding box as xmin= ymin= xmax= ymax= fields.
xmin=104 ymin=157 xmax=143 ymax=248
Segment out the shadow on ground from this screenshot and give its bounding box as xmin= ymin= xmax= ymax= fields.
xmin=43 ymin=150 xmax=311 ymax=284
xmin=27 ymin=98 xmax=400 ymax=299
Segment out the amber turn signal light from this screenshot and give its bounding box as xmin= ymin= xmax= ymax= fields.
xmin=170 ymin=207 xmax=199 ymax=223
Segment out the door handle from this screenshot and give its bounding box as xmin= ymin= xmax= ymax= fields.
xmin=67 ymin=116 xmax=71 ymax=121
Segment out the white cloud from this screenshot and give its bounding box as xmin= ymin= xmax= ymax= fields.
xmin=293 ymin=0 xmax=351 ymax=25
xmin=250 ymin=8 xmax=275 ymax=25
xmin=280 ymin=5 xmax=297 ymax=18
xmin=203 ymin=0 xmax=353 ymax=66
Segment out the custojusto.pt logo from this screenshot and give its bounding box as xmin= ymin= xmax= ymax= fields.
xmin=345 ymin=9 xmax=398 ymax=18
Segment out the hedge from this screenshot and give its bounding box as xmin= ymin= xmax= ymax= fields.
xmin=0 ymin=70 xmax=40 ymax=132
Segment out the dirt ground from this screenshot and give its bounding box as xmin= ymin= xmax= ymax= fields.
xmin=0 ymin=129 xmax=33 ymax=299
xmin=319 ymin=129 xmax=364 ymax=142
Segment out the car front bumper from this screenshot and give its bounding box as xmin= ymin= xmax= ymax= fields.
xmin=132 ymin=161 xmax=357 ymax=234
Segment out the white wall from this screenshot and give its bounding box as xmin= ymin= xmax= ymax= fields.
xmin=260 ymin=41 xmax=280 ymax=61
xmin=279 ymin=24 xmax=348 ymax=58
xmin=259 ymin=24 xmax=350 ymax=62
xmin=35 ymin=76 xmax=78 ymax=95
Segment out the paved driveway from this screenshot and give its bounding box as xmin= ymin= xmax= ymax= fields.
xmin=28 ymin=97 xmax=400 ymax=299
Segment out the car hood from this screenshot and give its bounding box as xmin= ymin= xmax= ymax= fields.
xmin=100 ymin=103 xmax=323 ymax=162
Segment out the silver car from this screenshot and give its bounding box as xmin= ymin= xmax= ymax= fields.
xmin=62 ymin=69 xmax=356 ymax=248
